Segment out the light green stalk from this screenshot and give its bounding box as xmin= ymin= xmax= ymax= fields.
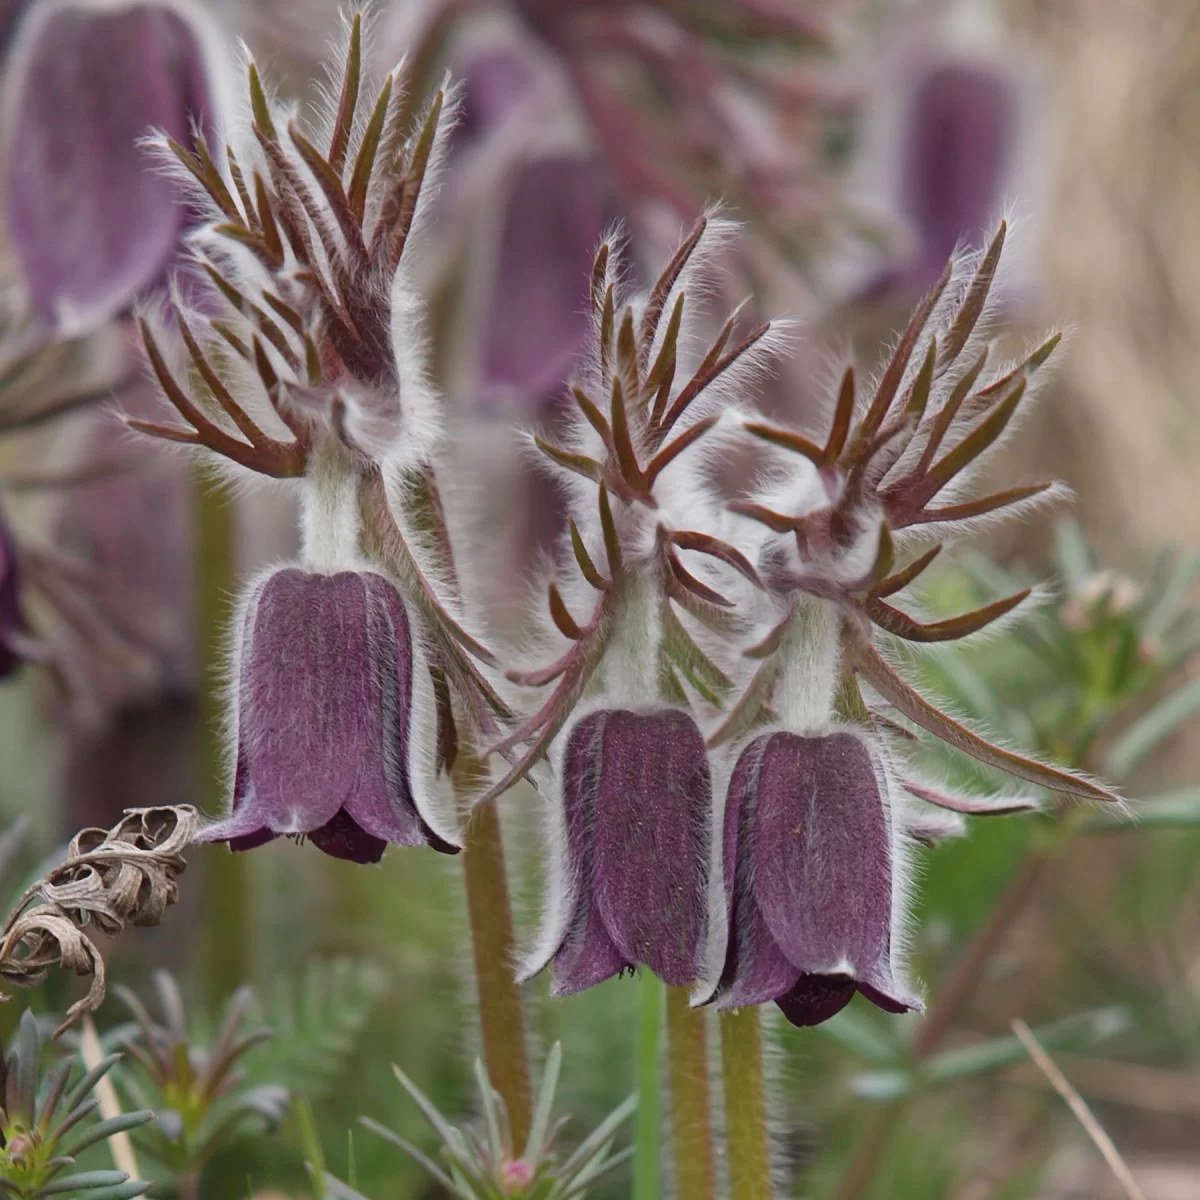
xmin=633 ymin=972 xmax=664 ymax=1200
xmin=720 ymin=1007 xmax=773 ymax=1200
xmin=665 ymin=985 xmax=717 ymax=1200
xmin=193 ymin=471 xmax=250 ymax=1006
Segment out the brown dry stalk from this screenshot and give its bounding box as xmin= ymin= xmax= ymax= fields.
xmin=1011 ymin=1019 xmax=1146 ymax=1200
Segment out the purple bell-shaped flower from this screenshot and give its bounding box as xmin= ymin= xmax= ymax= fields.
xmin=720 ymin=730 xmax=919 ymax=1026
xmin=3 ymin=0 xmax=218 ymax=332
xmin=199 ymin=567 xmax=457 ymax=864
xmin=531 ymin=708 xmax=714 ymax=993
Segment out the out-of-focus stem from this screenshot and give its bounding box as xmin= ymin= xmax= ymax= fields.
xmin=720 ymin=1007 xmax=773 ymax=1200
xmin=665 ymin=985 xmax=717 ymax=1200
xmin=194 ymin=471 xmax=249 ymax=1007
xmin=459 ymin=769 xmax=533 ymax=1151
xmin=633 ymin=972 xmax=664 ymax=1200
xmin=177 ymin=1169 xmax=201 ymax=1200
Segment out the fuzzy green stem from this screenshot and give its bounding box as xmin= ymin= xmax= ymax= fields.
xmin=194 ymin=472 xmax=249 ymax=1007
xmin=665 ymin=985 xmax=717 ymax=1200
xmin=720 ymin=1007 xmax=772 ymax=1200
xmin=459 ymin=777 xmax=533 ymax=1151
xmin=633 ymin=972 xmax=664 ymax=1200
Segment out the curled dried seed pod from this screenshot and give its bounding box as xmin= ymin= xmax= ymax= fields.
xmin=0 ymin=804 xmax=198 ymax=1035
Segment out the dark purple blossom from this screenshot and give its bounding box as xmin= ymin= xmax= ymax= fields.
xmin=3 ymin=0 xmax=216 ymax=332
xmin=199 ymin=568 xmax=458 ymax=865
xmin=719 ymin=729 xmax=918 ymax=1026
xmin=0 ymin=505 xmax=23 ymax=679
xmin=539 ymin=709 xmax=712 ymax=994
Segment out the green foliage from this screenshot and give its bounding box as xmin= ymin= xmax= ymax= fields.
xmin=325 ymin=1045 xmax=635 ymax=1200
xmin=113 ymin=974 xmax=286 ymax=1190
xmin=0 ymin=1011 xmax=151 ymax=1199
xmin=245 ymin=959 xmax=387 ymax=1099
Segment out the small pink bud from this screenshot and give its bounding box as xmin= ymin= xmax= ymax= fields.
xmin=6 ymin=1131 xmax=31 ymax=1160
xmin=500 ymin=1158 xmax=535 ymax=1194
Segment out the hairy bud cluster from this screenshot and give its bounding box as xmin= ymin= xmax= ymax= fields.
xmin=122 ymin=17 xmax=1121 ymax=1027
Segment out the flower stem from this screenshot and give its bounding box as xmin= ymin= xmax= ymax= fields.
xmin=193 ymin=471 xmax=249 ymax=1007
xmin=633 ymin=972 xmax=664 ymax=1200
xmin=665 ymin=985 xmax=717 ymax=1200
xmin=720 ymin=1007 xmax=773 ymax=1200
xmin=459 ymin=774 xmax=533 ymax=1151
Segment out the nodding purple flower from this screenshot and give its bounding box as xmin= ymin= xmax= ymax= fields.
xmin=478 ymin=155 xmax=622 ymax=414
xmin=0 ymin=507 xmax=23 ymax=679
xmin=199 ymin=568 xmax=458 ymax=865
xmin=532 ymin=709 xmax=712 ymax=994
xmin=719 ymin=730 xmax=918 ymax=1027
xmin=3 ymin=0 xmax=217 ymax=332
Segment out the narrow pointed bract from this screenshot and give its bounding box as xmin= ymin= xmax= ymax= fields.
xmin=199 ymin=568 xmax=457 ymax=863
xmin=720 ymin=730 xmax=918 ymax=1026
xmin=545 ymin=709 xmax=712 ymax=993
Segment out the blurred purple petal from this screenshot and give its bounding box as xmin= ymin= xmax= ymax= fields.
xmin=0 ymin=505 xmax=24 ymax=678
xmin=4 ymin=0 xmax=216 ymax=332
xmin=903 ymin=64 xmax=1014 ymax=271
xmin=479 ymin=156 xmax=621 ymax=411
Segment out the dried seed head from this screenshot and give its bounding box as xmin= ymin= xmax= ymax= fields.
xmin=0 ymin=804 xmax=198 ymax=1035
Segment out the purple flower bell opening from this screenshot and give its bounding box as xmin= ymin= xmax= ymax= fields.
xmin=199 ymin=568 xmax=458 ymax=865
xmin=539 ymin=709 xmax=712 ymax=993
xmin=720 ymin=730 xmax=918 ymax=1027
xmin=4 ymin=0 xmax=216 ymax=332
xmin=0 ymin=509 xmax=24 ymax=679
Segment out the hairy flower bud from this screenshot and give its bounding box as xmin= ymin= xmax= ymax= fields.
xmin=719 ymin=730 xmax=918 ymax=1026
xmin=530 ymin=709 xmax=712 ymax=993
xmin=199 ymin=567 xmax=456 ymax=864
xmin=3 ymin=0 xmax=217 ymax=332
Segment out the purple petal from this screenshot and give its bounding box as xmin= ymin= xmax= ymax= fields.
xmin=342 ymin=574 xmax=429 ymax=849
xmin=752 ymin=731 xmax=892 ymax=979
xmin=901 ymin=63 xmax=1014 ymax=282
xmin=551 ymin=712 xmax=632 ymax=994
xmin=5 ymin=2 xmax=214 ymax=331
xmin=774 ymin=974 xmax=858 ymax=1028
xmin=479 ymin=156 xmax=622 ymax=411
xmin=307 ymin=808 xmax=388 ymax=865
xmin=720 ymin=736 xmax=803 ymax=1007
xmin=0 ymin=509 xmax=23 ymax=678
xmin=197 ymin=736 xmax=272 ymax=849
xmin=591 ymin=709 xmax=711 ymax=987
xmin=238 ymin=571 xmax=380 ymax=836
xmin=455 ymin=45 xmax=537 ymax=146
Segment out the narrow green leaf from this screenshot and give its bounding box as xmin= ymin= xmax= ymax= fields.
xmin=358 ymin=1118 xmax=459 ymax=1192
xmin=1104 ymin=677 xmax=1200 ymax=778
xmin=525 ymin=1043 xmax=562 ymax=1161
